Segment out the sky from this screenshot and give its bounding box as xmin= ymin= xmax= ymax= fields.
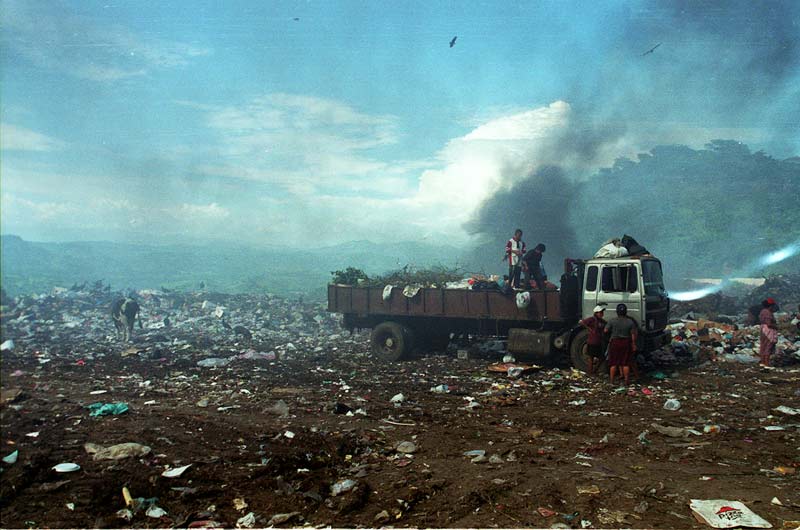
xmin=1 ymin=0 xmax=798 ymax=248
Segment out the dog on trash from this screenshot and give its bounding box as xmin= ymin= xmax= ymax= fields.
xmin=111 ymin=298 xmax=143 ymax=342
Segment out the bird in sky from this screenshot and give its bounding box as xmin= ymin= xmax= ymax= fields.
xmin=641 ymin=42 xmax=661 ymax=56
xmin=449 ymin=36 xmax=457 ymax=48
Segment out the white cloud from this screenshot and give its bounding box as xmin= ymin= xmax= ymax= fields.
xmin=1 ymin=0 xmax=210 ymax=81
xmin=178 ymin=202 xmax=230 ymax=219
xmin=199 ymin=94 xmax=405 ymax=192
xmin=1 ymin=124 xmax=66 ymax=151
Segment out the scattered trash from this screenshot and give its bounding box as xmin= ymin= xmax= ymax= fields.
xmin=116 ymin=509 xmax=133 ymax=521
xmin=704 ymin=425 xmax=721 ymax=434
xmin=430 ymin=384 xmax=449 ymax=393
xmin=236 ymin=512 xmax=256 ymax=528
xmin=396 ymin=441 xmax=417 ymax=454
xmin=689 ymin=499 xmax=772 ymax=528
xmin=577 ymin=485 xmax=600 ymax=495
xmin=650 ymin=423 xmax=695 ymax=438
xmin=568 ymin=399 xmax=586 ymax=406
xmin=773 ymin=466 xmax=795 ymax=475
xmin=774 ymin=406 xmax=799 ymax=416
xmin=122 ymin=487 xmax=134 ymax=507
xmin=197 ymin=357 xmax=232 ymax=368
xmin=52 ymin=463 xmax=80 ymax=473
xmin=770 ymin=497 xmax=783 ymax=506
xmin=146 ymin=505 xmax=167 ymax=518
xmin=390 ymin=393 xmax=405 ymax=405
xmin=331 ymin=479 xmax=357 ymax=496
xmin=284 ymin=431 xmax=295 ymax=439
xmin=267 ymin=512 xmax=300 ymax=526
xmin=1 ymin=339 xmax=14 ymax=351
xmin=538 ymin=507 xmax=558 ymax=517
xmin=463 ymin=450 xmax=485 ymax=458
xmin=233 ymin=497 xmax=248 ymax=511
xmin=663 ymin=399 xmax=681 ymax=411
xmin=162 ymin=464 xmax=192 ymax=478
xmin=87 ymin=402 xmax=129 ymax=417
xmin=84 ymin=442 xmax=151 ymax=461
xmin=2 ymin=450 xmax=19 ymax=464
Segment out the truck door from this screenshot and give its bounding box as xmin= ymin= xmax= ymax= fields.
xmin=582 ymin=264 xmax=599 ymax=318
xmin=598 ymin=264 xmax=642 ymax=326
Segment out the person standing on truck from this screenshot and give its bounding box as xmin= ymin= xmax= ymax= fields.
xmin=759 ymin=298 xmax=779 ymax=367
xmin=505 ymin=229 xmax=526 ymax=289
xmin=580 ymin=305 xmax=607 ymax=375
xmin=522 ymin=243 xmax=546 ymax=289
xmin=605 ymin=303 xmax=638 ymax=386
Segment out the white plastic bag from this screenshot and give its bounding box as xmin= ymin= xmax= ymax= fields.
xmin=689 ymin=499 xmax=772 ymax=528
xmin=382 ymin=285 xmax=393 ymax=301
xmin=594 ymin=242 xmax=629 ymax=258
xmin=515 ymin=291 xmax=531 ymax=309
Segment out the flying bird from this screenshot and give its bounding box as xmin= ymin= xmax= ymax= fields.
xmin=293 ymin=17 xmax=300 ymax=21
xmin=641 ymin=42 xmax=661 ymax=56
xmin=449 ymin=36 xmax=457 ymax=48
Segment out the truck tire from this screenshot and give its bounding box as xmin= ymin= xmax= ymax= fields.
xmin=371 ymin=322 xmax=413 ymax=361
xmin=569 ymin=329 xmax=607 ymax=374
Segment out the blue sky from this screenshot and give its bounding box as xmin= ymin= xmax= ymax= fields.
xmin=2 ymin=0 xmax=798 ymax=246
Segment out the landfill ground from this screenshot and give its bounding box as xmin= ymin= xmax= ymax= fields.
xmin=1 ymin=288 xmax=800 ymax=529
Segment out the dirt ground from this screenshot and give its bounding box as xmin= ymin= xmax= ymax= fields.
xmin=1 ymin=331 xmax=799 ymax=529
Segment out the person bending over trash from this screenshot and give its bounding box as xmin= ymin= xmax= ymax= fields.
xmin=579 ymin=305 xmax=607 ymax=376
xmin=604 ymin=303 xmax=638 ymax=386
xmin=504 ymin=229 xmax=526 ymax=289
xmin=521 ymin=243 xmax=546 ymax=289
xmin=758 ymin=298 xmax=779 ymax=367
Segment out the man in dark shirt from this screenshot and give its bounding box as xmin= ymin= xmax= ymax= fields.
xmin=579 ymin=305 xmax=607 ymax=375
xmin=522 ymin=243 xmax=546 ymax=289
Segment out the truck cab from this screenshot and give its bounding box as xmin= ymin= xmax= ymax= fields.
xmin=575 ymin=256 xmax=670 ymax=352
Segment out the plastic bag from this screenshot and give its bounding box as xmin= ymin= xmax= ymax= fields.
xmin=515 ymin=291 xmax=531 ymax=309
xmin=689 ymin=499 xmax=772 ymax=528
xmin=594 ymin=242 xmax=629 ymax=258
xmin=382 ymin=285 xmax=393 ymax=301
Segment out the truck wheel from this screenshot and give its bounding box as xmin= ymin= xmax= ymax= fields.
xmin=569 ymin=330 xmax=607 ymax=374
xmin=371 ymin=322 xmax=412 ymax=361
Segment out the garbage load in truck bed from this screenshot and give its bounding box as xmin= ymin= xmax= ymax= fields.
xmin=328 ymin=255 xmax=671 ymax=368
xmin=327 ymin=284 xmax=563 ymax=322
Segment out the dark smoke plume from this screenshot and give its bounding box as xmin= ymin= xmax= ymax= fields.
xmin=465 ymin=166 xmax=582 ymax=277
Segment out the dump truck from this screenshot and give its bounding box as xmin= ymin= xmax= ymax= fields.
xmin=327 ymin=255 xmax=670 ymax=370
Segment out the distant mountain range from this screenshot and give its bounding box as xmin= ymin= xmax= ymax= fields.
xmin=0 ymin=235 xmax=464 ymax=298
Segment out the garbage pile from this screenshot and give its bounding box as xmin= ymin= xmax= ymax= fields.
xmin=661 ymin=317 xmax=800 ymax=365
xmin=0 ymin=284 xmax=349 ymax=364
xmin=748 ymin=272 xmax=800 ymax=308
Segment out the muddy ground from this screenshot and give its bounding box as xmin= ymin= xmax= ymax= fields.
xmin=1 ymin=334 xmax=799 ymax=529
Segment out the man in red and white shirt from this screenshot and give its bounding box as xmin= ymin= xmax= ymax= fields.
xmin=505 ymin=229 xmax=526 ymax=289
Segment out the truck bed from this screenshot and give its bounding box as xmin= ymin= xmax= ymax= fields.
xmin=327 ymin=284 xmax=563 ymax=322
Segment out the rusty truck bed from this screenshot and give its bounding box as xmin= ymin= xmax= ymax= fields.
xmin=327 ymin=285 xmax=563 ymax=322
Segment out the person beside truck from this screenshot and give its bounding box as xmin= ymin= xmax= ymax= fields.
xmin=579 ymin=305 xmax=607 ymax=375
xmin=605 ymin=303 xmax=638 ymax=386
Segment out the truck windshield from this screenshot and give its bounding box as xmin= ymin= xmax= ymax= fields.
xmin=642 ymin=260 xmax=666 ymax=296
